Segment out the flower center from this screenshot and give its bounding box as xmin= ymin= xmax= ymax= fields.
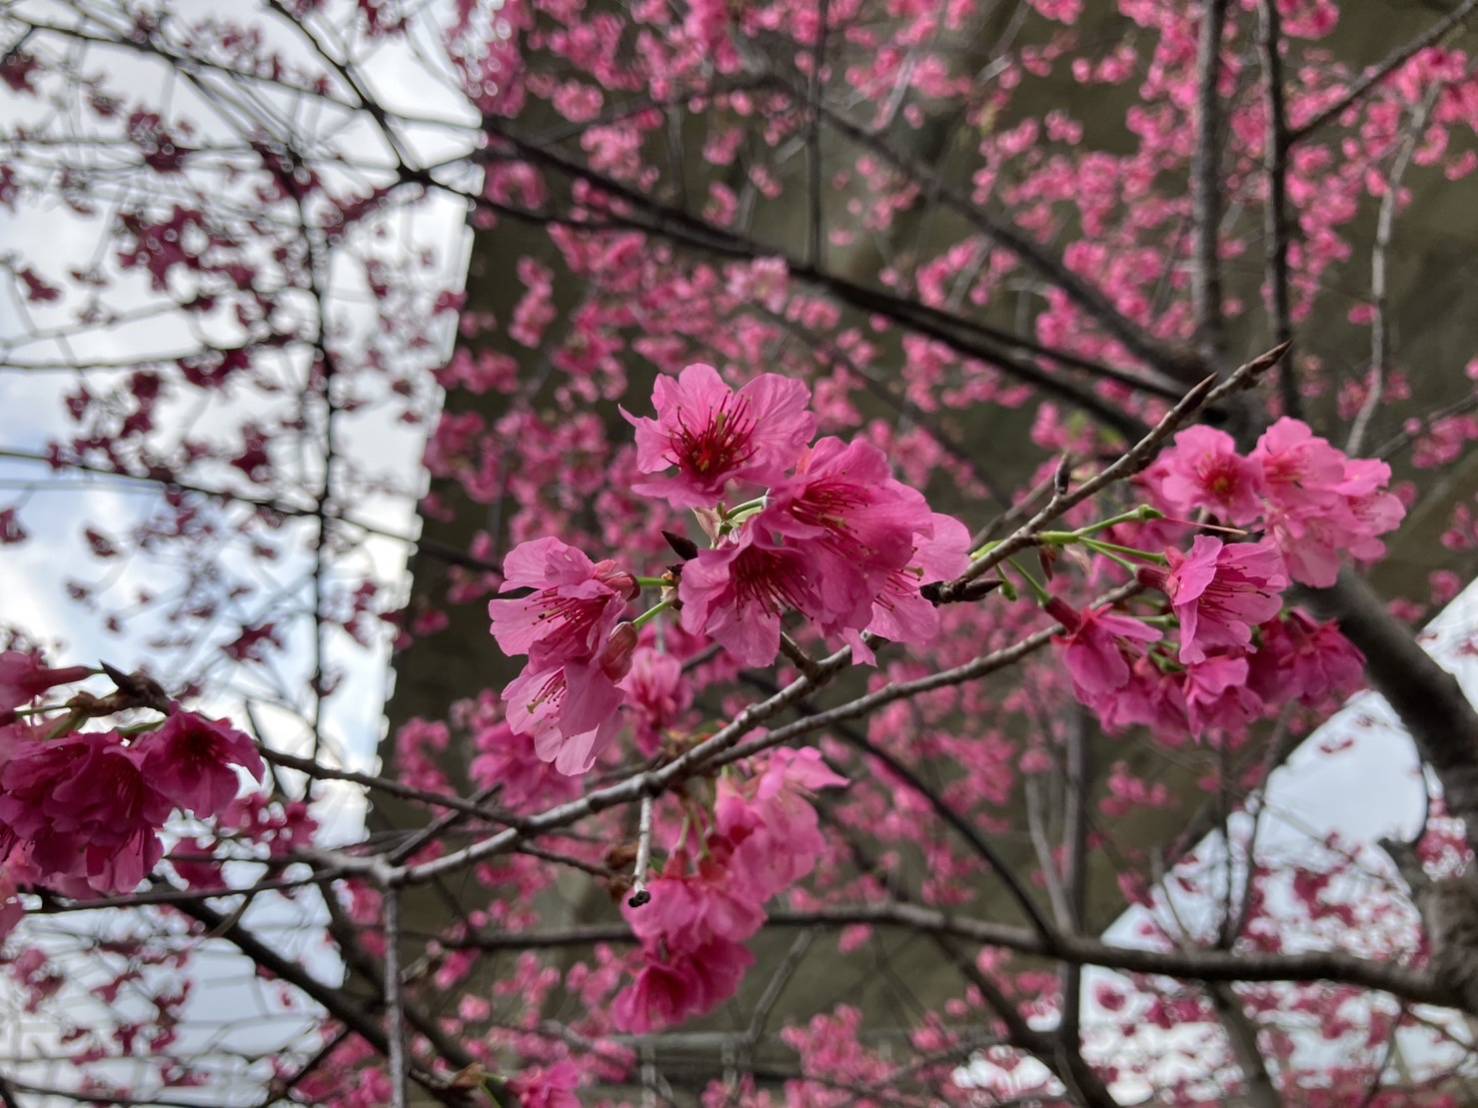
xmin=669 ymin=396 xmax=757 ymax=479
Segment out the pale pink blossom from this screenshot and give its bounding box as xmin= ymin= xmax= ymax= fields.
xmin=488 ymin=537 xmax=636 ymax=667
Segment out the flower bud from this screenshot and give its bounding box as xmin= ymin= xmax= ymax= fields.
xmin=594 ymin=562 xmax=640 ymax=601
xmin=599 ymin=622 xmax=638 ymax=681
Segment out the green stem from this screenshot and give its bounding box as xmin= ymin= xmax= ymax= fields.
xmin=1081 ymin=537 xmax=1167 ymax=564
xmin=1006 ymin=557 xmax=1052 ymax=605
xmin=635 ymin=576 xmax=668 ymax=589
xmin=632 ymin=598 xmax=674 ymax=630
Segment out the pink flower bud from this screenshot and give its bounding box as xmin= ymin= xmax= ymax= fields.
xmin=599 ymin=622 xmax=638 ymax=681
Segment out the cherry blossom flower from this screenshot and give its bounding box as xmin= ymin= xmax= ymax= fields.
xmin=502 ymin=655 xmax=627 ymax=776
xmin=678 ymin=523 xmax=822 ymax=667
xmin=1146 ymin=425 xmax=1264 ymax=524
xmin=487 ymin=537 xmax=637 ymax=667
xmin=612 ymin=939 xmax=754 ymax=1033
xmin=469 ymin=720 xmax=581 ymax=812
xmin=845 ymin=511 xmax=971 ymax=665
xmin=621 ymin=646 xmax=692 ymax=756
xmin=761 ymin=438 xmax=934 ymax=634
xmin=0 ymin=652 xmax=93 ymax=713
xmin=715 ymin=747 xmax=846 ymax=900
xmin=1047 ymin=598 xmax=1162 ymax=705
xmin=508 ymin=1061 xmax=582 ymax=1108
xmin=0 ymin=733 xmax=173 ymax=895
xmin=1183 ymin=655 xmax=1264 ymax=739
xmin=1150 ymin=537 xmax=1288 ymax=664
xmin=1249 ymin=612 xmax=1366 ymax=707
xmin=623 ymin=363 xmax=816 ymax=509
xmin=136 ymin=712 xmax=264 ymax=817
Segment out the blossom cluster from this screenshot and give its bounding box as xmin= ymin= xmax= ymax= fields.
xmin=613 ymin=748 xmax=845 ymax=1032
xmin=0 ymin=653 xmax=264 ymax=933
xmin=1049 ymin=419 xmax=1402 ymax=743
xmin=487 ymin=363 xmax=970 ymax=776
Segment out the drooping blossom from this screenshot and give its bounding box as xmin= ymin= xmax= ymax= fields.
xmin=502 ymin=650 xmax=628 ymax=776
xmin=1146 ymin=425 xmax=1264 ymax=524
xmin=678 ymin=523 xmax=821 ymax=667
xmin=1150 ymin=537 xmax=1288 ymax=664
xmin=621 ymin=646 xmax=692 ymax=756
xmin=1096 ymin=657 xmax=1190 ymax=743
xmin=1046 ymin=598 xmax=1162 ymax=705
xmin=761 ymin=438 xmax=933 ymax=634
xmin=469 ymin=719 xmax=581 ymax=811
xmin=136 ymin=711 xmax=264 ymax=816
xmin=0 ymin=652 xmax=93 ymax=713
xmin=845 ymin=510 xmax=971 ymax=665
xmin=0 ymin=733 xmax=173 ymax=895
xmin=715 ymin=747 xmax=846 ymax=900
xmin=1249 ymin=612 xmax=1365 ymax=707
xmin=1183 ymin=655 xmax=1264 ymax=739
xmin=487 ymin=537 xmax=637 ymax=666
xmin=625 ymin=863 xmax=766 ymax=954
xmin=611 ymin=938 xmax=754 ymax=1033
xmin=623 ymin=362 xmax=816 ymax=508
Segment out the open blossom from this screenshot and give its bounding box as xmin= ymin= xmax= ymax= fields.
xmin=1253 ymin=419 xmax=1405 ymax=587
xmin=1046 ymin=598 xmax=1161 ymax=704
xmin=761 ymin=438 xmax=933 ymax=634
xmin=1146 ymin=425 xmax=1264 ymax=524
xmin=0 ymin=651 xmax=93 ymax=713
xmin=137 ymin=712 xmax=264 ymax=817
xmin=1097 ymin=657 xmax=1190 ymax=743
xmin=1183 ymin=655 xmax=1264 ymax=739
xmin=625 ymin=863 xmax=767 ymax=954
xmin=845 ymin=511 xmax=970 ymax=665
xmin=502 ymin=646 xmax=629 ymax=776
xmin=1249 ymin=611 xmax=1365 ymax=707
xmin=508 ymin=1061 xmax=581 ymax=1108
xmin=1151 ymin=537 xmax=1288 ymax=664
xmin=488 ymin=537 xmax=636 ymax=666
xmin=678 ymin=523 xmax=821 ymax=667
xmin=623 ymin=362 xmax=816 ymax=508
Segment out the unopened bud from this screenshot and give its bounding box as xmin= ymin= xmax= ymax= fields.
xmin=1136 ymin=565 xmax=1168 ymax=593
xmin=594 ymin=562 xmax=640 ymax=600
xmin=599 ymin=622 xmax=638 ymax=681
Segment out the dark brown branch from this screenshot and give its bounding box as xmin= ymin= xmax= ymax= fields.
xmin=1258 ymin=0 xmax=1299 ymax=418
xmin=1192 ymin=0 xmax=1230 ymax=370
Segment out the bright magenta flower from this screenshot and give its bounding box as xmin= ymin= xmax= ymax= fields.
xmin=0 ymin=733 xmax=173 ymax=895
xmin=678 ymin=523 xmax=821 ymax=667
xmin=1147 ymin=425 xmax=1264 ymax=524
xmin=137 ymin=712 xmax=264 ymax=817
xmin=488 ymin=537 xmax=637 ymax=668
xmin=1249 ymin=612 xmax=1365 ymax=708
xmin=0 ymin=651 xmax=92 ymax=713
xmin=623 ymin=362 xmax=816 ymax=508
xmin=1183 ymin=655 xmax=1264 ymax=738
xmin=845 ymin=510 xmax=971 ymax=664
xmin=1047 ymin=598 xmax=1162 ymax=703
xmin=1154 ymin=537 xmax=1288 ymax=664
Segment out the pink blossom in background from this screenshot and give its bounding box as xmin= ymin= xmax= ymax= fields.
xmin=624 ymin=363 xmax=816 ymax=509
xmin=621 ymin=646 xmax=692 ymax=756
xmin=1155 ymin=537 xmax=1288 ymax=663
xmin=508 ymin=1060 xmax=582 ymax=1108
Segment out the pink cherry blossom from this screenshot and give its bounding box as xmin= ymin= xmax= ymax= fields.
xmin=0 ymin=733 xmax=174 ymax=894
xmin=1047 ymin=597 xmax=1162 ymax=704
xmin=1249 ymin=612 xmax=1366 ymax=707
xmin=761 ymin=438 xmax=934 ymax=634
xmin=612 ymin=939 xmax=754 ymax=1033
xmin=678 ymin=522 xmax=821 ymax=667
xmin=1183 ymin=655 xmax=1264 ymax=739
xmin=136 ymin=712 xmax=264 ymax=817
xmin=502 ymin=653 xmax=627 ymax=776
xmin=624 ymin=863 xmax=766 ymax=953
xmin=508 ymin=1061 xmax=581 ymax=1108
xmin=1152 ymin=537 xmax=1288 ymax=664
xmin=487 ymin=537 xmax=637 ymax=666
xmin=623 ymin=363 xmax=816 ymax=509
xmin=1250 ymin=417 xmax=1349 ymax=516
xmin=1146 ymin=425 xmax=1264 ymax=524
xmin=0 ymin=652 xmax=93 ymax=712
xmin=621 ymin=646 xmax=692 ymax=756
xmin=715 ymin=747 xmax=846 ymax=900
xmin=1097 ymin=656 xmax=1191 ymax=743
xmin=469 ymin=720 xmax=581 ymax=812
